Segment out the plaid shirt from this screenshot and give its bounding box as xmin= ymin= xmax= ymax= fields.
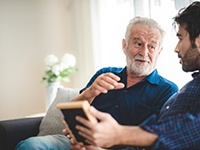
xmin=140 ymin=72 xmax=200 ymax=150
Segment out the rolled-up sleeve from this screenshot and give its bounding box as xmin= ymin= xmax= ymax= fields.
xmin=140 ymin=113 xmax=200 ymax=150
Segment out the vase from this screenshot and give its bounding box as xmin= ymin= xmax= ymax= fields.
xmin=45 ymin=82 xmax=61 ymax=111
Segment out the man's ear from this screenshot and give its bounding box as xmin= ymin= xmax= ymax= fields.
xmin=195 ymin=34 xmax=200 ymax=50
xmin=122 ymin=39 xmax=127 ymax=55
xmin=158 ymin=47 xmax=163 ymax=55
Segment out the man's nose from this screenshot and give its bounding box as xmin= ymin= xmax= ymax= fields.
xmin=139 ymin=45 xmax=148 ymax=56
xmin=174 ymin=43 xmax=179 ymax=53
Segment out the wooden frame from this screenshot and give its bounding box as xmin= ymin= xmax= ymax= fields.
xmin=57 ymin=100 xmax=97 ymax=145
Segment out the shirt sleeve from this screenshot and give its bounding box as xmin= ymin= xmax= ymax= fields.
xmin=140 ymin=113 xmax=200 ymax=150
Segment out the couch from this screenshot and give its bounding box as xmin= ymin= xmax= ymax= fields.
xmin=0 ymin=117 xmax=43 ymax=150
xmin=0 ymin=87 xmax=80 ymax=150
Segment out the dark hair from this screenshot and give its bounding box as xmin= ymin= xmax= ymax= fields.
xmin=174 ymin=1 xmax=200 ymax=47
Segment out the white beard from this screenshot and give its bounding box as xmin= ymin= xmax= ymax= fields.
xmin=126 ymin=55 xmax=155 ymax=77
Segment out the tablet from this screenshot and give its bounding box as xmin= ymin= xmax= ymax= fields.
xmin=56 ymin=100 xmax=97 ymax=145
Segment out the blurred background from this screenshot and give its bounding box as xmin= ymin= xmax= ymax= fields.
xmin=0 ymin=0 xmax=196 ymax=120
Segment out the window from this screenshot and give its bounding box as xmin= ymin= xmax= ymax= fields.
xmin=90 ymin=0 xmax=134 ymax=69
xmin=148 ymin=0 xmax=194 ymax=88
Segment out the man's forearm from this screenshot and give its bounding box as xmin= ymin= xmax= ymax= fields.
xmin=120 ymin=126 xmax=158 ymax=147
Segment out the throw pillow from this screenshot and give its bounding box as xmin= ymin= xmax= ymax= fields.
xmin=38 ymin=87 xmax=80 ymax=136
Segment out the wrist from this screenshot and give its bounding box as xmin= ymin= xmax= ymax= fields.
xmin=81 ymin=88 xmax=95 ymax=103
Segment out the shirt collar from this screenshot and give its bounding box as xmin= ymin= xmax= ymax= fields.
xmin=192 ymin=71 xmax=200 ymax=78
xmin=121 ymin=67 xmax=159 ymax=85
xmin=145 ymin=69 xmax=160 ymax=85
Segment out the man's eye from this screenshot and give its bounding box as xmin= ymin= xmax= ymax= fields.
xmin=134 ymin=42 xmax=142 ymax=47
xmin=148 ymin=45 xmax=155 ymax=50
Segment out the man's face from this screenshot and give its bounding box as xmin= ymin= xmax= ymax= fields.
xmin=123 ymin=24 xmax=162 ymax=77
xmin=175 ymin=25 xmax=200 ymax=72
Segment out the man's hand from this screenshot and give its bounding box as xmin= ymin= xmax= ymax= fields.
xmin=63 ymin=128 xmax=105 ymax=150
xmin=84 ymin=73 xmax=125 ymax=103
xmin=71 ymin=72 xmax=124 ymax=103
xmin=89 ymin=72 xmax=125 ymax=94
xmin=75 ymin=106 xmax=123 ymax=148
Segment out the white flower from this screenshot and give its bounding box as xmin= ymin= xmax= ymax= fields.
xmin=52 ymin=64 xmax=61 ymax=76
xmin=59 ymin=62 xmax=66 ymax=71
xmin=42 ymin=53 xmax=77 ymax=83
xmin=61 ymin=53 xmax=76 ymax=68
xmin=45 ymin=54 xmax=58 ymax=66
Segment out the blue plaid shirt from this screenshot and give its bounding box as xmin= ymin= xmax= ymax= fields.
xmin=140 ymin=72 xmax=200 ymax=150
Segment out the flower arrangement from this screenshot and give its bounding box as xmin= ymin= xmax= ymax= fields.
xmin=42 ymin=53 xmax=77 ymax=83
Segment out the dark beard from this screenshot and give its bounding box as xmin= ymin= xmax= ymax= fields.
xmin=182 ymin=45 xmax=200 ymax=72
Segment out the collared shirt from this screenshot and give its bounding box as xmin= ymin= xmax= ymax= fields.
xmin=140 ymin=72 xmax=200 ymax=150
xmin=81 ymin=67 xmax=178 ymax=126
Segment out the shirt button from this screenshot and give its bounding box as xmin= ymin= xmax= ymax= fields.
xmin=124 ymin=89 xmax=127 ymax=92
xmin=115 ymin=105 xmax=118 ymax=108
xmin=166 ymin=105 xmax=169 ymax=109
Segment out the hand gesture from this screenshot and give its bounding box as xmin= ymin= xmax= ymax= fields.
xmin=84 ymin=73 xmax=125 ymax=102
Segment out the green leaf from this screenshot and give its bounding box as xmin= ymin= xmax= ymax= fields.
xmin=41 ymin=66 xmax=78 ymax=83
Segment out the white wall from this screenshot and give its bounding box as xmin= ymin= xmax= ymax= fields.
xmin=0 ymin=0 xmax=94 ymax=120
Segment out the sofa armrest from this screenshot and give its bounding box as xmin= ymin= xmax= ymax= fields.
xmin=0 ymin=117 xmax=43 ymax=150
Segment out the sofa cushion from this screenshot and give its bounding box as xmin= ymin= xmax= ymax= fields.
xmin=38 ymin=87 xmax=79 ymax=136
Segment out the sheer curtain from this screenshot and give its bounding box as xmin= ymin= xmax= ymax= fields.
xmin=148 ymin=0 xmax=193 ymax=88
xmin=90 ymin=0 xmax=134 ymax=70
xmin=90 ymin=0 xmax=195 ymax=88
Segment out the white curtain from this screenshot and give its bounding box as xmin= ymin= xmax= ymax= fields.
xmin=90 ymin=0 xmax=134 ymax=71
xmin=148 ymin=0 xmax=193 ymax=88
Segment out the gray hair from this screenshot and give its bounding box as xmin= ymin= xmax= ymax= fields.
xmin=125 ymin=16 xmax=165 ymax=48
